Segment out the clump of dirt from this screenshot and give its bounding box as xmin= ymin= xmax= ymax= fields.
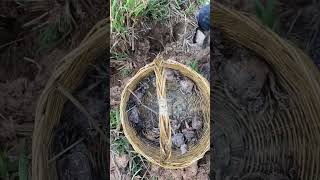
xmin=212 ymin=26 xmax=286 ymax=114
xmin=126 ymin=68 xmax=204 ymax=154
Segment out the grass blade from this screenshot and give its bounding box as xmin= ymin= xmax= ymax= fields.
xmin=0 ymin=151 xmax=8 ymax=179
xmin=19 ymin=139 xmax=28 ymax=180
xmin=255 ymin=0 xmax=264 ymax=19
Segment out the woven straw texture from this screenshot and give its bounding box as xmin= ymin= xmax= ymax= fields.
xmin=213 ymin=3 xmax=320 ymax=179
xmin=120 ymin=58 xmax=210 ymax=169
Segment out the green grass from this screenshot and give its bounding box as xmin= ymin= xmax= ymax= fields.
xmin=0 ymin=151 xmax=9 ymax=179
xmin=111 ymin=0 xmax=147 ymax=34
xmin=0 ymin=142 xmax=29 ymax=180
xmin=111 ymin=134 xmax=150 ymax=179
xmin=113 ymin=135 xmax=130 ymax=155
xmin=129 ymin=152 xmax=144 ymax=178
xmin=189 ymin=59 xmax=199 ymax=72
xmin=255 ymin=0 xmax=279 ymax=31
xmin=120 ymin=67 xmax=132 ymax=77
xmin=111 ymin=0 xmax=203 ymax=41
xmin=110 ymin=109 xmax=121 ymax=129
xmin=198 ymin=0 xmax=210 ymax=4
xmin=111 ymin=0 xmax=207 ymax=71
xmin=144 ymin=0 xmax=172 ymax=22
xmin=111 ymin=0 xmax=179 ymax=34
xmin=151 ymin=176 xmax=158 ymax=180
xmin=111 ymin=0 xmax=210 ymax=32
xmin=39 ymin=24 xmax=61 ymax=50
xmin=18 ymin=140 xmax=29 ymax=180
xmin=111 ymin=52 xmax=129 ymax=61
xmin=185 ymin=2 xmax=196 ymax=16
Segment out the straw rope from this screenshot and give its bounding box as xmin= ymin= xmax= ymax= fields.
xmin=153 ymin=59 xmax=172 ymax=162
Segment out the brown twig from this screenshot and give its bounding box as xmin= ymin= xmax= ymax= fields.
xmin=0 ymin=38 xmax=24 ymax=50
xmin=138 ymin=154 xmax=151 ymax=179
xmin=57 ymin=84 xmax=108 ymax=141
xmin=128 ymin=89 xmax=158 ymax=115
xmin=286 ymin=10 xmax=301 ymax=35
xmin=0 ymin=112 xmax=9 ymax=121
xmin=23 ymin=12 xmax=49 ymax=28
xmin=24 ymin=57 xmax=42 ymax=74
xmin=48 ymin=137 xmax=84 ymax=164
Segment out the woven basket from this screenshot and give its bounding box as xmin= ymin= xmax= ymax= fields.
xmin=120 ymin=58 xmax=210 ymax=169
xmin=32 ymin=19 xmax=109 ymax=180
xmin=213 ymin=3 xmax=320 ymax=179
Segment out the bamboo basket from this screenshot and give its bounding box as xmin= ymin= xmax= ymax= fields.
xmin=32 ymin=19 xmax=109 ymax=180
xmin=213 ymin=3 xmax=320 ymax=179
xmin=120 ymin=59 xmax=210 ymax=169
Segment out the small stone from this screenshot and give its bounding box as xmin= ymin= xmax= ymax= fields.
xmin=183 ymin=162 xmax=198 ymax=178
xmin=110 ymin=86 xmax=122 ymax=100
xmin=192 ymin=116 xmax=203 ymax=130
xmin=180 ymin=78 xmax=194 ymax=94
xmin=115 ymin=153 xmax=129 ymax=169
xmin=165 ymin=69 xmax=175 ymax=81
xmin=141 ymin=82 xmax=149 ymax=89
xmin=180 ymin=144 xmax=188 ymax=154
xmin=151 ymin=76 xmax=156 ymax=87
xmin=172 ymin=133 xmax=185 ymax=147
xmin=182 ymin=129 xmax=195 ymax=142
xmin=129 ymin=107 xmax=140 ymax=124
xmin=194 ymin=29 xmax=206 ymax=46
xmin=171 ymin=119 xmax=181 ymax=131
xmin=196 ymin=167 xmax=209 ymax=180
